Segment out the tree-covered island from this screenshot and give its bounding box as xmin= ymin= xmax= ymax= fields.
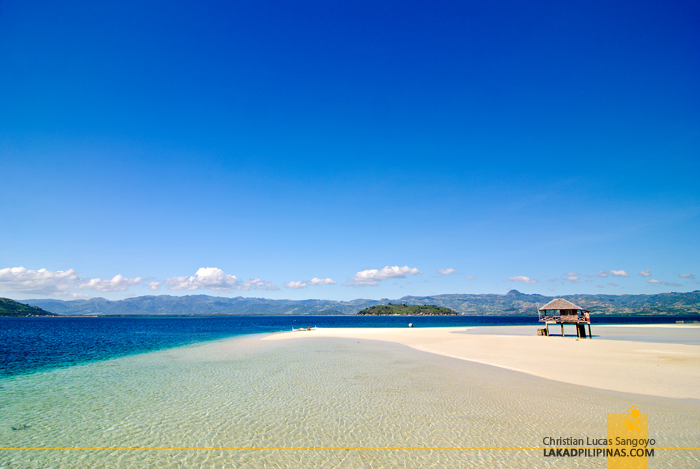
xmin=0 ymin=298 xmax=58 ymax=317
xmin=357 ymin=303 xmax=458 ymax=315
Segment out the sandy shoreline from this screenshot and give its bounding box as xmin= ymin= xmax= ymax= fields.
xmin=263 ymin=325 xmax=700 ymax=399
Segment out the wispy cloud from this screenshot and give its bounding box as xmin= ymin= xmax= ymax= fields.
xmin=639 ymin=269 xmax=651 ymax=277
xmin=284 ymin=277 xmax=336 ymax=289
xmin=242 ymin=278 xmax=279 ymax=291
xmin=165 ymin=267 xmax=278 ymax=292
xmin=465 ymin=275 xmax=476 ymax=280
xmin=648 ymin=279 xmax=682 ymax=287
xmin=509 ymin=276 xmax=537 ymax=284
xmin=680 ymin=273 xmax=695 ymax=279
xmin=437 ymin=268 xmax=457 ymax=275
xmin=596 ymin=271 xmax=609 ymax=278
xmin=0 ymin=266 xmax=145 ymax=296
xmin=347 ymin=266 xmax=422 ymax=287
xmin=607 ymin=282 xmax=619 ymax=287
xmin=565 ymin=276 xmax=579 ymax=283
xmin=64 ymin=292 xmax=91 ymax=299
xmin=148 ymin=282 xmax=161 ymax=290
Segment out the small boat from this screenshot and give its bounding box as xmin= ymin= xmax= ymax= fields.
xmin=292 ymin=326 xmax=317 ymax=332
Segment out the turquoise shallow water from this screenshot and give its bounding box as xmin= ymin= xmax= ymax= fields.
xmin=1 ymin=333 xmax=698 ymax=468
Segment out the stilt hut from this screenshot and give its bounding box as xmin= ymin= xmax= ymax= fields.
xmin=538 ymin=299 xmax=592 ymax=338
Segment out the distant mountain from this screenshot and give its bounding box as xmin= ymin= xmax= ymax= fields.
xmin=396 ymin=290 xmax=700 ymax=316
xmin=19 ymin=290 xmax=700 ymax=317
xmin=22 ymin=295 xmax=379 ymax=316
xmin=0 ymin=297 xmax=58 ymax=317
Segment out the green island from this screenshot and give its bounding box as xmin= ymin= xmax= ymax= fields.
xmin=357 ymin=303 xmax=458 ymax=316
xmin=0 ymin=298 xmax=58 ymax=317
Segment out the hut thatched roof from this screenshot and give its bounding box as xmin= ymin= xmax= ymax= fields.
xmin=538 ymin=298 xmax=587 ymax=312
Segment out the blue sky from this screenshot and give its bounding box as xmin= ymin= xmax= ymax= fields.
xmin=1 ymin=0 xmax=698 ymax=301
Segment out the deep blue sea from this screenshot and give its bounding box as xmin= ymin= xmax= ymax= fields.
xmin=1 ymin=315 xmax=696 ymax=377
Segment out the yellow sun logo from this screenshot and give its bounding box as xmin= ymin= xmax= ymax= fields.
xmin=625 ymin=406 xmax=643 ymax=432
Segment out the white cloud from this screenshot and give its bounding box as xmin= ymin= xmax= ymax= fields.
xmin=148 ymin=282 xmax=161 ymax=290
xmin=165 ymin=267 xmax=278 ymax=292
xmin=166 ymin=267 xmax=239 ymax=291
xmin=565 ymin=272 xmax=580 ymax=276
xmin=0 ymin=266 xmax=144 ymax=296
xmin=509 ymin=276 xmax=537 ymax=284
xmin=680 ymin=273 xmax=695 ymax=279
xmin=593 ymin=270 xmax=630 ymax=278
xmin=648 ymin=279 xmax=662 ymax=284
xmin=348 ymin=266 xmax=423 ymax=286
xmin=307 ymin=277 xmax=336 ymax=286
xmin=565 ymin=276 xmax=579 ymax=283
xmin=437 ymin=268 xmax=456 ymax=275
xmin=284 ymin=277 xmax=336 ymax=289
xmin=596 ymin=285 xmax=604 ymax=288
xmin=607 ymin=282 xmax=618 ymax=287
xmin=639 ymin=269 xmax=651 ymax=277
xmin=285 ymin=281 xmax=307 ymax=289
xmin=0 ymin=267 xmax=80 ymax=294
xmin=79 ymin=274 xmax=143 ymax=292
xmin=465 ymin=275 xmax=476 ymax=280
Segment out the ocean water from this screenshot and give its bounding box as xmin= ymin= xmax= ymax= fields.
xmin=1 ymin=335 xmax=698 ymax=468
xmin=2 ymin=315 xmax=696 ymax=378
xmin=1 ymin=317 xmax=698 ymax=467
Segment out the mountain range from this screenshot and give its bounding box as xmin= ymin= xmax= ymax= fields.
xmin=19 ymin=290 xmax=700 ymax=316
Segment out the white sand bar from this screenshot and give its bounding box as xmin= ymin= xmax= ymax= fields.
xmin=263 ymin=326 xmax=700 ymax=399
